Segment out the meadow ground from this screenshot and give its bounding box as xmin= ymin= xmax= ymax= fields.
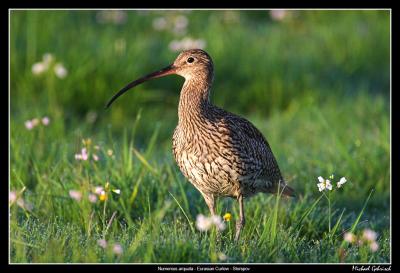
xmin=10 ymin=10 xmax=390 ymax=263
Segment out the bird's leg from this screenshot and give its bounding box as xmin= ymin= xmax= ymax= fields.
xmin=201 ymin=192 xmax=222 ymax=240
xmin=201 ymin=192 xmax=216 ymax=216
xmin=235 ymin=194 xmax=245 ymax=242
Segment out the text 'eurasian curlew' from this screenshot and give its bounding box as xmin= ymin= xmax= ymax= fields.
xmin=106 ymin=49 xmax=295 ymax=241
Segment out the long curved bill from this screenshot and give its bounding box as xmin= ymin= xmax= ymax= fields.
xmin=105 ymin=64 xmax=176 ymax=108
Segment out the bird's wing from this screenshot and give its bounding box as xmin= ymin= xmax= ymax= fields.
xmin=224 ymin=113 xmax=284 ymax=184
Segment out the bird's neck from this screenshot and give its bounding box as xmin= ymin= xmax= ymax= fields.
xmin=178 ymin=75 xmax=213 ymax=125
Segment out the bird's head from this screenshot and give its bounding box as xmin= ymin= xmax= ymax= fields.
xmin=105 ymin=49 xmax=214 ymax=108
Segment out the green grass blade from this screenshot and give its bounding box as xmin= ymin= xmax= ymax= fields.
xmin=294 ymin=194 xmax=323 ymax=231
xmin=169 ymin=191 xmax=195 ymax=234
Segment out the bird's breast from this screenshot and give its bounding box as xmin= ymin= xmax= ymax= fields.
xmin=172 ymin=125 xmax=242 ymax=196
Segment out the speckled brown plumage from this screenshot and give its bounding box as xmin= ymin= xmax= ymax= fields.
xmin=106 ymin=49 xmax=295 ymax=241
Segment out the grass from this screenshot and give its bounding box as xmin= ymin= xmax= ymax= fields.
xmin=10 ymin=10 xmax=390 ymax=263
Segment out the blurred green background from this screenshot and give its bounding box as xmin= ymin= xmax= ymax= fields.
xmin=11 ymin=10 xmax=389 ymax=136
xmin=10 ymin=10 xmax=390 ymax=263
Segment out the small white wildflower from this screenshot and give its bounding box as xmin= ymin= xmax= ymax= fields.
xmin=112 ymin=189 xmax=121 ymax=194
xmin=75 ymin=154 xmax=82 ymax=160
xmin=270 ymin=10 xmax=287 ymax=21
xmin=92 ymin=154 xmax=99 ymax=161
xmin=25 ymin=120 xmax=34 ymax=130
xmin=196 ymin=214 xmax=213 ymax=231
xmin=325 ymin=180 xmax=332 ymax=191
xmin=344 ymin=232 xmax=355 ymax=243
xmin=88 ymin=193 xmax=97 ymax=203
xmin=32 ymin=62 xmax=47 ymax=75
xmin=112 ymin=243 xmax=123 ymax=255
xmin=41 ymin=116 xmax=50 ymax=126
xmin=97 ymin=239 xmax=107 ymax=248
xmin=152 ymin=17 xmax=167 ymax=30
xmin=94 ymin=186 xmax=104 ymax=195
xmin=218 ymin=252 xmax=228 ymax=261
xmin=337 ymin=177 xmax=347 ymax=188
xmin=54 ymin=63 xmax=68 ymax=79
xmin=107 ymin=149 xmax=113 ymax=156
xmin=169 ymin=40 xmax=182 ymax=52
xmin=173 ymin=15 xmax=188 ymax=35
xmin=9 ymin=191 xmax=17 ymax=203
xmin=81 ymin=148 xmax=88 ymax=161
xmin=69 ymin=190 xmax=82 ymax=202
xmin=370 ymin=241 xmax=379 ymax=252
xmin=363 ymin=229 xmax=377 ymax=242
xmin=169 ymin=37 xmax=206 ymax=52
xmin=211 ymin=215 xmax=226 ymax=231
xmin=317 ymin=176 xmax=332 ymax=191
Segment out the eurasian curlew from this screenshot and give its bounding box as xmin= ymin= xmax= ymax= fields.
xmin=106 ymin=49 xmax=295 ymax=241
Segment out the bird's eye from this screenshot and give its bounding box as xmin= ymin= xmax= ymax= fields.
xmin=187 ymin=57 xmax=195 ymax=63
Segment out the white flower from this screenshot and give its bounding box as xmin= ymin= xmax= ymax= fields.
xmin=54 ymin=63 xmax=68 ymax=79
xmin=152 ymin=17 xmax=167 ymax=30
xmin=88 ymin=193 xmax=97 ymax=203
xmin=218 ymin=252 xmax=228 ymax=261
xmin=196 ymin=214 xmax=213 ymax=231
xmin=270 ymin=10 xmax=287 ymax=21
xmin=317 ymin=176 xmax=333 ymax=191
xmin=173 ymin=15 xmax=188 ymax=35
xmin=112 ymin=243 xmax=123 ymax=255
xmin=9 ymin=191 xmax=17 ymax=203
xmin=370 ymin=241 xmax=379 ymax=252
xmin=92 ymin=154 xmax=99 ymax=161
xmin=363 ymin=229 xmax=377 ymax=242
xmin=325 ymin=180 xmax=332 ymax=190
xmin=41 ymin=116 xmax=50 ymax=126
xmin=211 ymin=215 xmax=226 ymax=231
xmin=69 ymin=190 xmax=82 ymax=201
xmin=94 ymin=186 xmax=104 ymax=195
xmin=25 ymin=120 xmax=34 ymax=130
xmin=96 ymin=10 xmax=127 ymax=25
xmin=344 ymin=232 xmax=355 ymax=243
xmin=195 ymin=214 xmax=226 ymax=232
xmin=97 ymin=239 xmax=107 ymax=248
xmin=112 ymin=189 xmax=121 ymax=194
xmin=81 ymin=148 xmax=88 ymax=161
xmin=32 ymin=62 xmax=47 ymax=75
xmin=168 ymin=37 xmax=206 ymax=52
xmin=169 ymin=40 xmax=181 ymax=52
xmin=337 ymin=177 xmax=347 ymax=188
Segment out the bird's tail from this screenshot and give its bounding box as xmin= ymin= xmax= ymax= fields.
xmin=280 ymin=184 xmax=296 ymax=197
xmin=271 ymin=180 xmax=296 ymax=197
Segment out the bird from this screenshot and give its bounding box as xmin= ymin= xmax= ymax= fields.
xmin=106 ymin=49 xmax=295 ymax=241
